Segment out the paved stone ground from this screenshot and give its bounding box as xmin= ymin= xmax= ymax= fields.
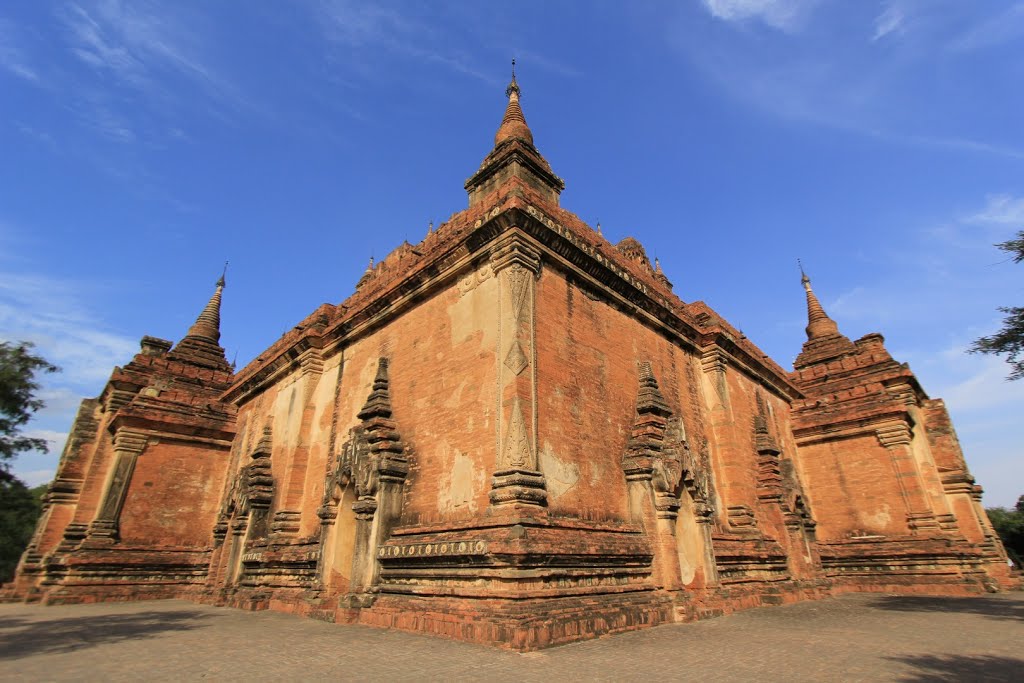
xmin=2 ymin=592 xmax=1022 ymax=682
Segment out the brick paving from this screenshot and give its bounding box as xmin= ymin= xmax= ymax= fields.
xmin=2 ymin=592 xmax=1022 ymax=682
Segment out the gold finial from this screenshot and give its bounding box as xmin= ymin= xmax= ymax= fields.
xmin=798 ymin=258 xmax=809 ymax=285
xmin=596 ymin=219 xmax=602 ymax=236
xmin=428 ymin=220 xmax=434 ymax=234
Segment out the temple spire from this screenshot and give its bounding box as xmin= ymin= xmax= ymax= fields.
xmin=466 ymin=60 xmax=564 ymax=206
xmin=799 ymin=261 xmax=839 ymax=340
xmin=495 ymin=58 xmax=534 ymax=147
xmin=185 ymin=265 xmax=226 ymax=344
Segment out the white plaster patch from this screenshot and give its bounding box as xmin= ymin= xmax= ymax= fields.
xmin=540 ymin=443 xmax=580 ymax=501
xmin=446 ymin=266 xmax=497 ymax=349
xmin=437 ymin=450 xmax=481 ymax=515
xmin=860 ymin=503 xmax=892 ymax=531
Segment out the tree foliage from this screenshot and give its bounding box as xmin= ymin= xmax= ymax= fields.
xmin=970 ymin=230 xmax=1024 ymax=380
xmin=0 ymin=341 xmax=58 ymax=472
xmin=986 ymin=496 xmax=1024 ymax=570
xmin=0 ymin=478 xmax=43 ymax=582
xmin=0 ymin=341 xmax=57 ymax=582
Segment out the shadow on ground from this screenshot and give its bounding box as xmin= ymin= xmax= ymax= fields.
xmin=889 ymin=653 xmax=1024 ymax=682
xmin=867 ymin=595 xmax=1024 ymax=622
xmin=0 ymin=609 xmax=218 ymax=659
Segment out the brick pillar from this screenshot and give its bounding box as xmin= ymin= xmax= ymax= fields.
xmin=876 ymin=421 xmax=939 ymax=533
xmin=273 ymin=348 xmax=324 ymax=534
xmin=86 ymin=429 xmax=148 ymax=543
xmin=488 ymin=232 xmax=547 ymax=510
xmin=701 ymin=348 xmax=754 ymax=531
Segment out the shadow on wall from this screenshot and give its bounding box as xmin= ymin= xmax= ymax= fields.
xmin=867 ymin=595 xmax=1024 ymax=623
xmin=887 ymin=654 xmax=1024 ymax=682
xmin=0 ymin=609 xmax=219 ymax=660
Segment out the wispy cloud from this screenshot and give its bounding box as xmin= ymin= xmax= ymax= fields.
xmin=0 ymin=17 xmax=40 ymax=82
xmin=965 ymin=194 xmax=1024 ymax=226
xmin=0 ymin=271 xmax=137 ymax=386
xmin=52 ymin=0 xmax=252 ymax=144
xmin=60 ymin=1 xmax=223 ymax=95
xmin=0 ymin=258 xmax=138 ymax=488
xmin=316 ymin=1 xmax=498 ymax=85
xmin=823 ymin=193 xmax=1024 ymax=507
xmin=872 ymin=3 xmax=905 ymax=41
xmin=676 ymin=3 xmax=1024 ymax=162
xmin=700 ymin=0 xmax=821 ymax=32
xmin=948 ymin=2 xmax=1024 ymax=52
xmin=63 ymin=2 xmax=146 ymax=86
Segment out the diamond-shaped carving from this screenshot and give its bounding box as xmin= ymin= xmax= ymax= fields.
xmin=504 ymin=340 xmax=529 ymax=375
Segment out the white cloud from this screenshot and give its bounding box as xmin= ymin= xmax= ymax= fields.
xmin=0 ymin=262 xmax=137 ymax=490
xmin=872 ymin=4 xmax=905 ymax=41
xmin=965 ymin=194 xmax=1024 ymax=227
xmin=15 ymin=469 xmax=57 ymax=487
xmin=932 ymin=350 xmax=1024 ymax=413
xmin=0 ymin=272 xmax=137 ymax=386
xmin=700 ymin=0 xmax=821 ymax=32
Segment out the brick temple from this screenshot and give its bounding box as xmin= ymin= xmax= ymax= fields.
xmin=4 ymin=71 xmax=1017 ymax=650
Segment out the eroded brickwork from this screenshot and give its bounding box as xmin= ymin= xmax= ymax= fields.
xmin=3 ymin=74 xmax=1016 ymax=648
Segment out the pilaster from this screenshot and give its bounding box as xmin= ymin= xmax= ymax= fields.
xmin=86 ymin=429 xmax=148 ymax=543
xmin=488 ymin=232 xmax=547 ymax=509
xmin=876 ymin=421 xmax=939 ymax=533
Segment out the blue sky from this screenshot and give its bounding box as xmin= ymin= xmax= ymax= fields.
xmin=1 ymin=1 xmax=1021 ymax=506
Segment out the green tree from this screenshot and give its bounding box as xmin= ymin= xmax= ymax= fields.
xmin=0 ymin=478 xmax=44 ymax=582
xmin=0 ymin=341 xmax=58 ymax=582
xmin=986 ymin=495 xmax=1024 ymax=570
xmin=970 ymin=230 xmax=1024 ymax=380
xmin=0 ymin=341 xmax=58 ymax=470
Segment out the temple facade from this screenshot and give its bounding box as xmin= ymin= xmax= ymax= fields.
xmin=3 ymin=73 xmax=1017 ymax=650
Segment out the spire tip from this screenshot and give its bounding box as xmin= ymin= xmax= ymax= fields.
xmin=217 ymin=261 xmax=228 ymax=289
